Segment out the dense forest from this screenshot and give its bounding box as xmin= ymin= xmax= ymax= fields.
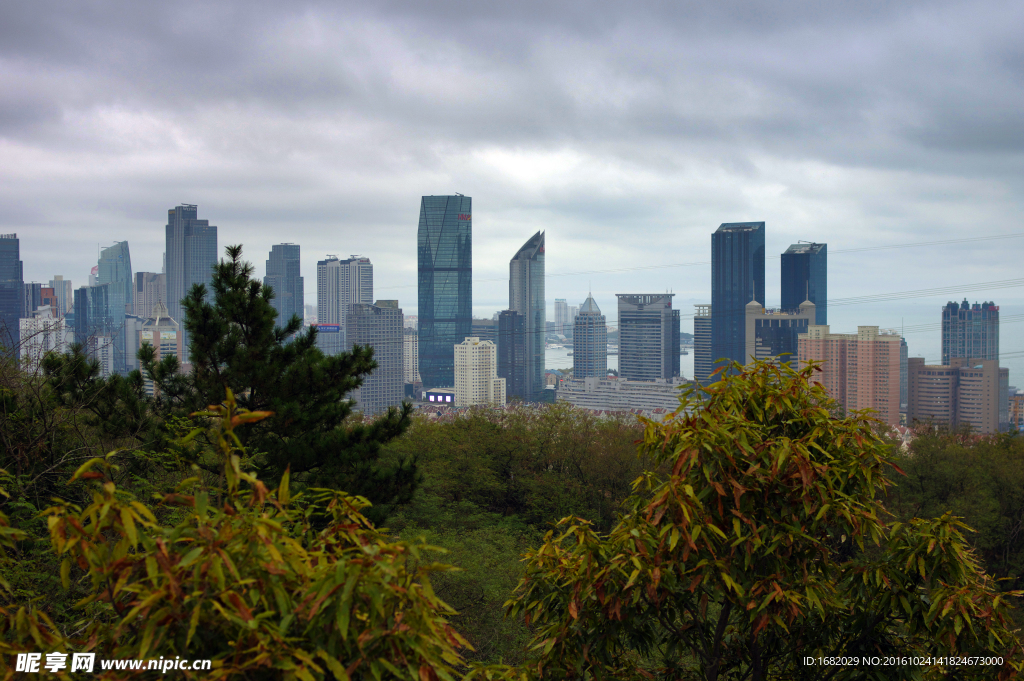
xmin=2 ymin=247 xmax=1023 ymax=680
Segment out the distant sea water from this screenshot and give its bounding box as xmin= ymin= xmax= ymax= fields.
xmin=545 ymin=345 xmax=696 ymax=379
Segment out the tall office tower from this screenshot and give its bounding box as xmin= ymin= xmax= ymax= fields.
xmin=693 ymin=304 xmax=712 ymax=384
xmin=454 ymin=337 xmax=506 ymax=408
xmin=95 ymin=241 xmax=133 ymax=373
xmin=346 ymin=300 xmax=404 ymax=417
xmin=264 ymin=244 xmax=304 ymax=327
xmin=134 ymin=272 xmax=166 ymax=317
xmin=509 ymin=231 xmax=545 ymax=400
xmin=745 ymin=300 xmax=816 ymax=366
xmin=417 ymin=195 xmax=472 ymax=389
xmin=73 ymin=285 xmax=116 ymax=377
xmin=711 ymin=222 xmax=765 ymax=369
xmin=49 ymin=276 xmax=73 ymax=315
xmin=165 ymin=205 xmax=217 ymax=353
xmin=470 ymin=318 xmax=498 ymax=344
xmin=569 ymin=305 xmax=579 ymax=327
xmin=554 ymin=299 xmax=569 ymax=335
xmin=900 ymin=336 xmax=909 ymax=414
xmin=907 ymin=357 xmax=1010 ymax=434
xmin=497 ymin=309 xmax=526 ymax=399
xmin=798 ymin=325 xmax=902 ymax=427
xmin=137 ymin=302 xmax=182 ymax=396
xmin=23 ymin=283 xmax=43 ymax=320
xmin=780 ymin=242 xmax=827 ymax=324
xmin=19 ymin=307 xmax=72 ymax=372
xmin=316 ymin=255 xmax=373 ymax=354
xmin=3 ymin=236 xmax=26 ymax=349
xmin=942 ymin=300 xmax=999 ymax=364
xmin=572 ymin=294 xmax=607 ymax=378
xmin=403 ymin=327 xmax=421 ymax=383
xmin=98 ymin=241 xmax=133 ymax=314
xmin=617 ymin=293 xmax=680 ymax=382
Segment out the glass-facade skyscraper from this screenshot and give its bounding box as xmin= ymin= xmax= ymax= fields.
xmin=942 ymin=300 xmax=999 ymax=365
xmin=0 ymin=233 xmax=23 ymax=351
xmin=497 ymin=309 xmax=525 ymax=398
xmin=509 ymin=231 xmax=545 ymax=400
xmin=417 ymin=195 xmax=472 ymax=389
xmin=617 ymin=293 xmax=680 ymax=381
xmin=264 ymin=244 xmax=304 ymax=329
xmin=711 ymin=222 xmax=765 ymax=369
xmin=781 ymin=242 xmax=827 ymax=325
xmin=165 ymin=205 xmax=217 ymax=355
xmin=96 ymin=241 xmax=133 ymax=373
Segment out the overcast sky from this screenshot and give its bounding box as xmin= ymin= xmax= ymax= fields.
xmin=2 ymin=1 xmax=1023 ymax=374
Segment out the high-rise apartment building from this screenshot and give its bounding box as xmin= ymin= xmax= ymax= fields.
xmin=509 ymin=231 xmax=545 ymax=400
xmin=134 ymin=272 xmax=166 ymax=317
xmin=49 ymin=276 xmax=73 ymax=315
xmin=554 ymin=299 xmax=569 ymax=335
xmin=316 ymin=255 xmax=373 ymax=355
xmin=780 ymin=243 xmax=827 ymax=324
xmin=798 ymin=325 xmax=902 ymax=426
xmin=264 ymin=244 xmax=304 ymax=328
xmin=617 ymin=293 xmax=680 ymax=382
xmin=403 ymin=327 xmax=421 ymax=384
xmin=712 ymin=222 xmax=765 ymax=370
xmin=907 ymin=357 xmax=1009 ymax=434
xmin=19 ymin=307 xmax=72 ymax=372
xmin=693 ymin=304 xmax=712 ymax=384
xmin=165 ymin=205 xmax=217 ymax=352
xmin=417 ymin=195 xmax=472 ymax=389
xmin=745 ymin=300 xmax=816 ymax=366
xmin=347 ymin=300 xmax=405 ymax=417
xmin=942 ymin=300 xmax=999 ymax=364
xmin=900 ymin=336 xmax=909 ymax=413
xmin=454 ymin=337 xmax=506 ymax=408
xmin=498 ymin=309 xmax=525 ymax=399
xmin=572 ymin=294 xmax=607 ymax=379
xmin=138 ymin=302 xmax=182 ymax=396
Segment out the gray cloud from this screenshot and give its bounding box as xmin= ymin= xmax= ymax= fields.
xmin=2 ymin=0 xmax=1023 ymax=375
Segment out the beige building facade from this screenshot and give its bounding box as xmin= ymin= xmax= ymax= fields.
xmin=907 ymin=357 xmax=1009 ymax=434
xmin=454 ymin=337 xmax=506 ymax=408
xmin=798 ymin=325 xmax=901 ymax=426
xmin=138 ymin=302 xmax=183 ymax=396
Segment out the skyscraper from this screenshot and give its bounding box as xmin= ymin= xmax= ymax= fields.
xmin=554 ymin=299 xmax=569 ymax=335
xmin=693 ymin=304 xmax=712 ymax=383
xmin=96 ymin=241 xmax=133 ymax=373
xmin=0 ymin=234 xmax=24 ymax=350
xmin=780 ymin=242 xmax=826 ymax=324
xmin=73 ymin=284 xmax=116 ymax=377
xmin=711 ymin=222 xmax=765 ymax=369
xmin=316 ymin=255 xmax=372 ymax=355
xmin=498 ymin=309 xmax=525 ymax=399
xmin=942 ymin=300 xmax=999 ymax=364
xmin=454 ymin=337 xmax=506 ymax=408
xmin=907 ymin=357 xmax=1009 ymax=434
xmin=347 ymin=300 xmax=405 ymax=417
xmin=509 ymin=231 xmax=545 ymax=400
xmin=572 ymin=294 xmax=607 ymax=378
xmin=49 ymin=275 xmax=73 ymax=315
xmin=264 ymin=244 xmax=304 ymax=328
xmin=417 ymin=195 xmax=472 ymax=389
xmin=134 ymin=272 xmax=166 ymax=317
xmin=617 ymin=293 xmax=680 ymax=382
xmin=165 ymin=205 xmax=217 ymax=353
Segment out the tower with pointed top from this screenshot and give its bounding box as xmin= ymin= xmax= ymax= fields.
xmin=507 ymin=231 xmax=545 ymax=400
xmin=572 ymin=294 xmax=607 ymax=378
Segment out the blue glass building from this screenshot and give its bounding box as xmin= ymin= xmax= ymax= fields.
xmin=417 ymin=195 xmax=472 ymax=389
xmin=780 ymin=242 xmax=826 ymax=325
xmin=509 ymin=231 xmax=545 ymax=400
xmin=264 ymin=244 xmax=304 ymax=329
xmin=165 ymin=204 xmax=217 ymax=355
xmin=711 ymin=222 xmax=765 ymax=369
xmin=0 ymin=234 xmax=23 ymax=351
xmin=497 ymin=309 xmax=525 ymax=398
xmin=97 ymin=241 xmax=133 ymax=372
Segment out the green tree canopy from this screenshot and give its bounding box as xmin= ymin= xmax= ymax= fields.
xmin=43 ymin=245 xmax=417 ymax=516
xmin=506 ymin=361 xmax=1023 ymax=681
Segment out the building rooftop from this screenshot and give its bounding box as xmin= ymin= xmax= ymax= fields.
xmin=783 ymin=242 xmax=826 ymax=255
xmin=578 ymin=294 xmax=602 ymax=315
xmin=716 ymin=222 xmax=765 ymax=233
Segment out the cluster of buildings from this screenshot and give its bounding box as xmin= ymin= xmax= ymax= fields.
xmin=1 ymin=207 xmax=1017 ymax=433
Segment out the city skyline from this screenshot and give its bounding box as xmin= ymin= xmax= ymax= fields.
xmin=2 ymin=3 xmax=1023 ymax=380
